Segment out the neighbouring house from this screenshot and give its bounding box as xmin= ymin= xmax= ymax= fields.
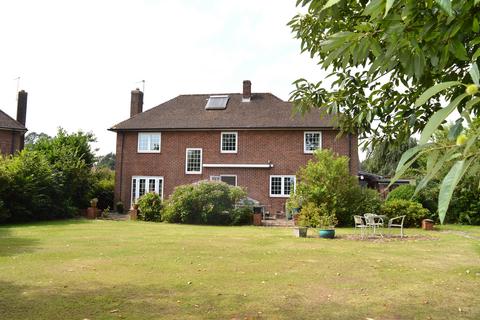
xmin=109 ymin=81 xmax=359 ymax=216
xmin=0 ymin=90 xmax=28 ymax=156
xmin=358 ymin=170 xmax=413 ymax=199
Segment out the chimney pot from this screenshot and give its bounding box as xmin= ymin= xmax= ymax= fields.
xmin=242 ymin=80 xmax=251 ymax=102
xmin=130 ymin=89 xmax=144 ymax=117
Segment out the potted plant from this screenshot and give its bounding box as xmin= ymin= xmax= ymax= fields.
xmin=298 ymin=202 xmax=338 ymax=239
xmin=317 ymin=211 xmax=338 ymax=239
xmin=286 ymin=195 xmax=302 ymax=226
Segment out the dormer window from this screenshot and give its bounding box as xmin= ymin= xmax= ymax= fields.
xmin=205 ymin=95 xmax=229 ymax=110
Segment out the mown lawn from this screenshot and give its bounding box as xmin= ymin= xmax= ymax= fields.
xmin=0 ymin=220 xmax=479 ymax=320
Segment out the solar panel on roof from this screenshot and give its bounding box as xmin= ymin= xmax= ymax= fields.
xmin=205 ymin=95 xmax=229 ymax=110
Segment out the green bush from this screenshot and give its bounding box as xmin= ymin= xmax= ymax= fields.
xmin=137 ymin=192 xmax=163 ymax=222
xmin=90 ymin=168 xmax=115 ymax=210
xmin=381 ymin=199 xmax=430 ymax=227
xmin=0 ymin=150 xmax=75 ymax=223
xmin=162 ymin=181 xmax=248 ymax=225
xmin=289 ymin=149 xmax=381 ymax=226
xmin=231 ymin=206 xmax=253 ymax=225
xmin=386 ymin=184 xmax=419 ymax=202
xmin=450 ymin=176 xmax=480 ymax=225
xmin=298 ymin=202 xmax=337 ymax=229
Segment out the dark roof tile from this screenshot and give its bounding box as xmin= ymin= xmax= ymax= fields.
xmin=0 ymin=109 xmax=27 ymax=131
xmin=110 ymin=93 xmax=336 ymax=131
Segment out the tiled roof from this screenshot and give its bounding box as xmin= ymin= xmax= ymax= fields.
xmin=0 ymin=109 xmax=27 ymax=131
xmin=110 ymin=93 xmax=336 ymax=131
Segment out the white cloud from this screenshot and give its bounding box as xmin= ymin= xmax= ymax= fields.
xmin=0 ymin=0 xmax=327 ymax=154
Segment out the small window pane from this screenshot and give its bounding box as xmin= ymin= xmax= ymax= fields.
xmin=139 ymin=134 xmax=149 ymax=151
xmin=148 ymin=179 xmax=156 ymax=193
xmin=221 ymin=133 xmax=237 ymax=152
xmin=151 ymin=135 xmax=160 ymax=151
xmin=284 ymin=177 xmax=294 ymax=195
xmin=139 ymin=179 xmax=146 ymax=197
xmin=305 ymin=132 xmax=321 ymax=152
xmin=187 ymin=149 xmax=201 ymax=173
xmin=138 ymin=133 xmax=161 ymax=152
xmin=132 ymin=179 xmax=137 ymax=204
xmin=271 ymin=177 xmax=282 ymax=195
xmin=221 ymin=176 xmax=236 ymax=186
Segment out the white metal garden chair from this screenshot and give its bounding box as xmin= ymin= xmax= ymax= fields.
xmin=387 ymin=215 xmax=406 ymax=238
xmin=353 ymin=215 xmax=368 ymax=239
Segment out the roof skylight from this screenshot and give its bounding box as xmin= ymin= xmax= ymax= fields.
xmin=205 ymin=95 xmax=229 ymax=110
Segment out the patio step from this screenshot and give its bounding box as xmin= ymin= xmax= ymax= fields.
xmin=262 ymin=219 xmax=295 ymax=227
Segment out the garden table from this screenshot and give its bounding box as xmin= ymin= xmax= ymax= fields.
xmin=364 ymin=214 xmax=386 ymax=237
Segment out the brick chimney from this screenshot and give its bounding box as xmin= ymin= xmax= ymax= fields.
xmin=17 ymin=90 xmax=27 ymax=126
xmin=16 ymin=90 xmax=28 ymax=151
xmin=242 ymin=80 xmax=251 ymax=102
xmin=130 ymin=88 xmax=143 ymax=117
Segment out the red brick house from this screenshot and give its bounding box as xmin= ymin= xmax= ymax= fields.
xmin=110 ymin=81 xmax=358 ymax=215
xmin=0 ymin=90 xmax=28 ymax=156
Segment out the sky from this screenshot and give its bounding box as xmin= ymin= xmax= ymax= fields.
xmin=0 ymin=0 xmax=328 ymax=155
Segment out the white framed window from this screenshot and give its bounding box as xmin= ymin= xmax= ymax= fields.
xmin=210 ymin=175 xmax=237 ymax=186
xmin=269 ymin=175 xmax=295 ymax=197
xmin=304 ymin=131 xmax=322 ymax=153
xmin=221 ymin=132 xmax=238 ymax=153
xmin=131 ymin=176 xmax=164 ymax=206
xmin=186 ymin=148 xmax=202 ymax=174
xmin=138 ymin=132 xmax=161 ymax=153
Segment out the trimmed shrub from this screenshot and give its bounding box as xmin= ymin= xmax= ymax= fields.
xmin=386 ymin=184 xmax=419 ymax=202
xmin=380 ymin=199 xmax=430 ymax=227
xmin=137 ymin=192 xmax=163 ymax=222
xmin=162 ymin=181 xmax=248 ymax=225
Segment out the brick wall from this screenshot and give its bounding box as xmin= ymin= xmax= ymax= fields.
xmin=114 ymin=129 xmax=359 ymax=214
xmin=0 ymin=129 xmax=22 ymax=156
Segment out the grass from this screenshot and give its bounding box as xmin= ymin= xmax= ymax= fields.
xmin=0 ymin=220 xmax=479 ymax=320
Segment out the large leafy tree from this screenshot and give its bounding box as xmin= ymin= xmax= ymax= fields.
xmin=362 ymin=138 xmax=418 ymax=176
xmin=289 ymin=0 xmax=479 ymax=146
xmin=289 ymin=0 xmax=480 ymax=223
xmin=27 ymin=128 xmax=96 ymax=209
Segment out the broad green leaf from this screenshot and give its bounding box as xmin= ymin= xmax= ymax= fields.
xmin=473 ymin=48 xmax=480 ymax=61
xmin=385 ymin=0 xmax=395 ymax=17
xmin=389 ymin=153 xmax=422 ymax=187
xmin=469 ymin=63 xmax=480 ymax=85
xmin=438 ymin=159 xmax=472 ymax=224
xmin=321 ymin=0 xmax=341 ymax=11
xmin=415 ymin=81 xmax=461 ymax=106
xmin=419 ymin=93 xmax=468 ymax=144
xmin=435 ymin=0 xmax=453 ymax=16
xmin=395 ymin=144 xmax=427 ymax=173
xmin=473 ymin=18 xmax=480 ymax=33
xmin=415 ymin=148 xmax=455 ymax=193
xmin=465 ymin=96 xmax=480 ymax=111
xmin=450 ymin=40 xmax=469 ymax=61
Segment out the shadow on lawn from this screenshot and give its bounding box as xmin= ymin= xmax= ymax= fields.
xmin=0 ymin=279 xmax=349 ymax=320
xmin=0 ymin=227 xmax=40 ymax=257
